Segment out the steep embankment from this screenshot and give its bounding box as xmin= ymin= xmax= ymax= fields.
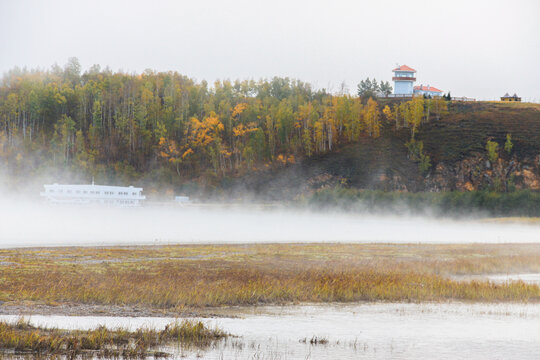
xmin=420 ymin=102 xmax=540 ymax=191
xmin=231 ymin=102 xmax=540 ymax=199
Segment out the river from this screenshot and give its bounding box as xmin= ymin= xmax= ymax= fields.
xmin=2 ymin=302 xmax=540 ymax=359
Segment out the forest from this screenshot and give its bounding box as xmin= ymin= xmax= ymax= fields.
xmin=0 ymin=58 xmax=448 ymax=191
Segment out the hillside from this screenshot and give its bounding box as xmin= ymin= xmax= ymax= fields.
xmin=1 ymin=63 xmax=539 ymax=199
xmin=420 ymin=102 xmax=540 ymax=163
xmin=227 ymin=101 xmax=540 ymax=200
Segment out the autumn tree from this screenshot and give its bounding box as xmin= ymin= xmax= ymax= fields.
xmin=364 ymin=98 xmax=380 ymax=138
xmin=52 ymin=115 xmax=76 ymax=165
xmin=431 ymin=96 xmax=448 ymax=121
xmin=486 ymin=140 xmax=499 ymax=164
xmin=504 ymin=133 xmax=513 ymax=154
xmin=407 ymin=97 xmax=424 ymax=139
xmin=382 ymin=105 xmax=393 ymax=124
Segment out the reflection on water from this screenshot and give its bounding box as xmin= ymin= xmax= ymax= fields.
xmin=2 ymin=302 xmax=540 ymax=359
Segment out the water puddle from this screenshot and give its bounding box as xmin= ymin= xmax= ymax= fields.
xmin=2 ymin=302 xmax=540 ymax=359
xmin=487 ymin=273 xmax=540 ymax=285
xmin=456 ymin=273 xmax=540 ymax=286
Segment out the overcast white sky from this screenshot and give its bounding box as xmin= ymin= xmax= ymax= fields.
xmin=1 ymin=0 xmax=538 ymax=100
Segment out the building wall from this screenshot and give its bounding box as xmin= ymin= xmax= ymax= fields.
xmin=394 ymin=81 xmax=414 ymax=95
xmin=393 ymin=71 xmax=415 ymax=78
xmin=413 ymin=89 xmax=443 ymax=97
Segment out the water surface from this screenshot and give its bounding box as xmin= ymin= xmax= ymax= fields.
xmin=3 ymin=302 xmax=540 ymax=359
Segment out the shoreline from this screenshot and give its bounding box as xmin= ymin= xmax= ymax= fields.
xmin=3 ymin=298 xmax=540 ymax=319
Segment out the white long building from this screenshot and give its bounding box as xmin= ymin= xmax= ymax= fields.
xmin=40 ymin=183 xmax=146 ymax=206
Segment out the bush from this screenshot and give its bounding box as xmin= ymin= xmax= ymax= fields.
xmin=308 ymin=189 xmax=540 ymax=217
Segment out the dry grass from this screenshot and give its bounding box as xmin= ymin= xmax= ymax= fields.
xmin=1 ymin=244 xmax=540 ymax=309
xmin=0 ymin=317 xmax=226 ymax=358
xmin=482 ymin=101 xmax=540 ymax=110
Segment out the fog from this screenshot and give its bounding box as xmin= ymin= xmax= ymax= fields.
xmin=1 ymin=198 xmax=539 ymax=248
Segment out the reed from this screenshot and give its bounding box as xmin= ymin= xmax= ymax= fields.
xmin=1 ymin=243 xmax=540 ymax=309
xmin=0 ymin=318 xmax=226 ymax=357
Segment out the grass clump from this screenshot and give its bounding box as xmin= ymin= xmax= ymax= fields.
xmin=0 ymin=318 xmax=226 ymax=358
xmin=300 ymin=336 xmax=329 ymax=345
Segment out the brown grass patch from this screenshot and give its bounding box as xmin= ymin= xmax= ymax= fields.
xmin=1 ymin=243 xmax=540 ymax=309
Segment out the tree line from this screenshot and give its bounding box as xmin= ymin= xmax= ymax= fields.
xmin=0 ymin=59 xmax=447 ymax=185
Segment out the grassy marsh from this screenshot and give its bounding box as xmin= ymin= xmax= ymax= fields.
xmin=0 ymin=317 xmax=226 ymax=358
xmin=1 ymin=243 xmax=540 ymax=311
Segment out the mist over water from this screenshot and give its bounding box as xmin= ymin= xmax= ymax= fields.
xmin=1 ymin=197 xmax=539 ymax=248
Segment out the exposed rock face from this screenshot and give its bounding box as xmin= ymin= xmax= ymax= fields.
xmin=297 ymin=153 xmax=540 ymax=195
xmin=515 ymin=168 xmax=540 ymax=190
xmin=425 ymin=153 xmax=540 ymax=192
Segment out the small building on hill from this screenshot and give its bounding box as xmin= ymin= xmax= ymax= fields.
xmin=501 ymin=93 xmax=521 ymax=102
xmin=392 ymin=65 xmax=417 ymax=95
xmin=392 ymin=65 xmax=443 ymax=97
xmin=413 ymin=85 xmax=443 ymax=97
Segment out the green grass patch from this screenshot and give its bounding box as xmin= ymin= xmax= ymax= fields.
xmin=308 ymin=188 xmax=540 ymax=217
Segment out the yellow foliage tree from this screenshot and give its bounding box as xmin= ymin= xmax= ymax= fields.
xmin=382 ymin=105 xmax=393 ymax=123
xmin=232 ymin=122 xmax=259 ymax=168
xmin=232 ymin=102 xmax=248 ymax=118
xmin=364 ymin=98 xmax=380 ymax=138
xmin=407 ymin=97 xmax=425 ymax=139
xmin=158 ymin=136 xmax=184 ymax=176
xmin=313 ymin=120 xmax=325 ymax=153
xmin=431 ymin=97 xmax=448 ymax=121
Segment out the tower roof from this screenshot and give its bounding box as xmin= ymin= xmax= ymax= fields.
xmin=393 ymin=65 xmax=416 ymax=72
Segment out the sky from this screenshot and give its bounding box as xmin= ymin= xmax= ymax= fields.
xmin=0 ymin=0 xmax=539 ymax=101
